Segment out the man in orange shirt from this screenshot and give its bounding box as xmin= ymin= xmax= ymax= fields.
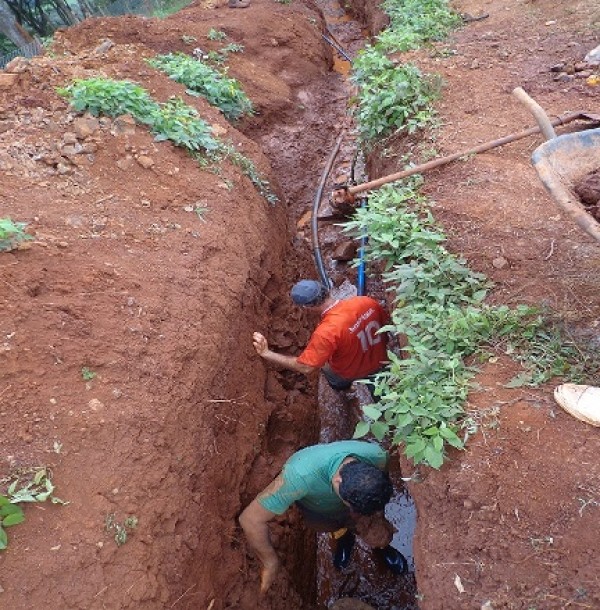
xmin=252 ymin=279 xmax=390 ymax=396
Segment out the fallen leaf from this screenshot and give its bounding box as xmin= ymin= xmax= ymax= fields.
xmin=454 ymin=573 xmax=465 ymax=593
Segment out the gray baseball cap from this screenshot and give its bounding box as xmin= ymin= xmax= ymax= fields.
xmin=290 ymin=280 xmax=328 ymax=306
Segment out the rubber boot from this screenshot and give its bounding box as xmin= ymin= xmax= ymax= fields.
xmin=332 ymin=529 xmax=355 ymax=570
xmin=376 ymin=545 xmax=408 ymax=575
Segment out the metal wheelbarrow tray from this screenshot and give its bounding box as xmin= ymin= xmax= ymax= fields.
xmin=531 ymin=127 xmax=600 ymax=244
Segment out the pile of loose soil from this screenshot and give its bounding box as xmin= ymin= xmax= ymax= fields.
xmin=574 ymin=167 xmax=600 ymax=220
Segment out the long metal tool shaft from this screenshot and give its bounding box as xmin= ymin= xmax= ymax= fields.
xmin=346 ymin=111 xmax=595 ymax=196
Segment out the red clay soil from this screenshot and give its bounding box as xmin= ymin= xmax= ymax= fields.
xmin=0 ymin=0 xmax=599 ymax=609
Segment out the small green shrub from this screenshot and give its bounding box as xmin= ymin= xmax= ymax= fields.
xmin=207 ymin=28 xmax=227 ymax=41
xmin=0 ymin=218 xmax=32 ymax=252
xmin=147 ymin=53 xmax=253 ymax=121
xmin=378 ymin=0 xmax=460 ymax=53
xmin=57 ymin=79 xmax=219 ymax=155
xmin=0 ymin=469 xmax=66 ymax=551
xmin=351 ymin=48 xmax=438 ymax=143
xmin=199 ymin=43 xmax=245 ymax=65
xmin=152 ymin=97 xmax=220 ymax=152
xmin=57 ymin=79 xmax=157 ymax=123
xmin=81 ymin=367 xmax=96 ymax=381
xmin=349 ymin=0 xmax=457 ymax=144
xmin=105 ymin=513 xmax=138 ymax=546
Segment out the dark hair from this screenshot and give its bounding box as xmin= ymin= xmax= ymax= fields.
xmin=338 ymin=461 xmax=393 ymax=515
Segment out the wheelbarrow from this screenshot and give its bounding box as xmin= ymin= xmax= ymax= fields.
xmin=514 ymin=87 xmax=600 ymax=244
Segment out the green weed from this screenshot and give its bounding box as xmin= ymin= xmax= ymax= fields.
xmin=351 ymin=48 xmax=438 ymax=143
xmin=0 ymin=218 xmax=32 ymax=252
xmin=377 ymin=0 xmax=460 ymax=53
xmin=0 ymin=468 xmax=67 ymax=551
xmin=212 ymin=143 xmax=278 ymax=204
xmin=57 ymin=79 xmax=157 ymax=123
xmin=350 ymin=0 xmax=457 ymax=144
xmin=105 ymin=513 xmax=138 ymax=546
xmin=152 ymin=97 xmax=220 ymax=152
xmin=207 ymin=28 xmax=227 ymax=41
xmin=147 ymin=53 xmax=253 ymax=121
xmin=81 ymin=367 xmax=97 ymax=381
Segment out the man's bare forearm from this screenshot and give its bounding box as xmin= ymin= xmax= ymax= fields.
xmin=260 ymin=350 xmax=315 ymax=375
xmin=239 ymin=509 xmax=278 ymax=565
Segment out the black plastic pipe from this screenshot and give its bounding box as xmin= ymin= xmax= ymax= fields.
xmin=312 ymin=131 xmax=346 ymax=290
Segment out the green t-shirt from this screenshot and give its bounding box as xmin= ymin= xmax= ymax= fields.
xmin=258 ymin=440 xmax=388 ymax=517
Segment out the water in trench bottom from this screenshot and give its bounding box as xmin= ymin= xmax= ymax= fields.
xmin=316 ymin=377 xmax=418 ymax=609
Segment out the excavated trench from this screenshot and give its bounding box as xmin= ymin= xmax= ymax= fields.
xmin=4 ymin=2 xmax=599 ymax=608
xmin=252 ymin=0 xmax=420 ymax=607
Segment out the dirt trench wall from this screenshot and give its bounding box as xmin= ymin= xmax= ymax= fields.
xmin=0 ymin=2 xmax=343 ymax=608
xmin=343 ymin=0 xmax=389 ymax=38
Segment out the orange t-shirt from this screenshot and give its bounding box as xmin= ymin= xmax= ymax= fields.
xmin=297 ymin=297 xmax=389 ymax=380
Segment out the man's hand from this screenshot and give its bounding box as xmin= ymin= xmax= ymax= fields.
xmin=260 ymin=555 xmax=280 ymax=594
xmin=252 ymin=332 xmax=316 ymax=375
xmin=253 ymin=332 xmax=269 ymax=356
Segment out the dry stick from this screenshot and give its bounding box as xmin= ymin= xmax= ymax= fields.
xmin=95 ymin=194 xmax=116 ymax=205
xmin=543 ymin=239 xmax=556 ymax=260
xmin=0 ymin=278 xmax=18 ymax=291
xmin=346 ymin=112 xmax=594 ymax=196
xmin=544 ymin=594 xmax=593 ymax=609
xmin=94 ymin=585 xmax=109 ymax=598
xmin=170 ymin=583 xmax=197 ymax=608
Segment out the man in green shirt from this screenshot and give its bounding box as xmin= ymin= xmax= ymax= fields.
xmin=239 ymin=440 xmax=407 ymax=594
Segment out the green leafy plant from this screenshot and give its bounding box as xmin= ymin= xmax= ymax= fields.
xmin=105 ymin=513 xmax=138 ymax=546
xmin=152 ymin=97 xmax=221 ymax=152
xmin=218 ymin=142 xmax=278 ymax=204
xmin=81 ymin=366 xmax=96 ymax=381
xmin=0 ymin=469 xmax=67 ymax=551
xmin=344 ymin=180 xmax=600 ymax=468
xmin=351 ymin=48 xmax=439 ymax=143
xmin=377 ymin=0 xmax=460 ymax=53
xmin=58 ymin=78 xmax=275 ymax=204
xmin=0 ymin=498 xmax=24 ymax=550
xmin=57 ymin=79 xmax=157 ymax=123
xmin=147 ymin=53 xmax=253 ymax=121
xmin=207 ymin=28 xmax=227 ymax=41
xmin=57 ymin=78 xmax=219 ymax=155
xmin=0 ymin=218 xmax=32 ymax=252
xmin=349 ymin=0 xmax=457 ymax=144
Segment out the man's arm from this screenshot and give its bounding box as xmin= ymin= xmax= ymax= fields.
xmin=252 ymin=332 xmax=316 ymax=375
xmin=239 ymin=499 xmax=281 ymax=593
